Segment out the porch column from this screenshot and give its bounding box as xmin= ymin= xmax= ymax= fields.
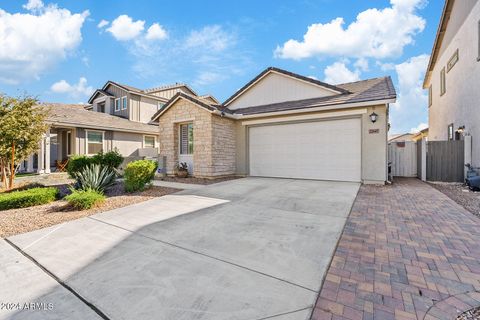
xmin=44 ymin=131 xmax=51 ymax=174
xmin=27 ymin=154 xmax=34 ymax=172
xmin=37 ymin=138 xmax=45 ymax=174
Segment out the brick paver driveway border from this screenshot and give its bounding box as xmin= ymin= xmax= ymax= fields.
xmin=312 ymin=178 xmax=480 ymax=320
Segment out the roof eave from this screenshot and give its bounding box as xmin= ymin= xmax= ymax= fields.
xmin=423 ymin=0 xmax=454 ymax=89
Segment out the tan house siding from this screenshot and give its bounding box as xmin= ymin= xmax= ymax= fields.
xmin=105 ymin=85 xmax=129 ymax=118
xmin=234 ymin=104 xmax=388 ymax=183
xmin=158 ymin=99 xmax=236 ymax=177
xmin=212 ymin=116 xmax=236 ymax=176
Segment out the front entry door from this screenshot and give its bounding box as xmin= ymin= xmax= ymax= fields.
xmin=179 ymin=123 xmax=194 ymax=174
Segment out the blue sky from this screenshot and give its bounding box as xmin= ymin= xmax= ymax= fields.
xmin=0 ymin=0 xmax=443 ymax=133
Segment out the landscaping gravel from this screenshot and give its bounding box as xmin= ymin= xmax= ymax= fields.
xmin=0 ymin=182 xmax=179 ymax=238
xmin=430 ymin=182 xmax=480 ymax=217
xmin=457 ymin=307 xmax=480 ymax=320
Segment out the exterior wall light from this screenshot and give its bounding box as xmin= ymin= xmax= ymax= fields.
xmin=369 ymin=112 xmax=378 ymax=123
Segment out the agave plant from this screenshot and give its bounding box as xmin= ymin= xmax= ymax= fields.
xmin=75 ymin=164 xmax=117 ymax=193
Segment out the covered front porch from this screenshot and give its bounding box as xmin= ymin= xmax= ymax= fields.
xmin=19 ymin=126 xmax=76 ymax=174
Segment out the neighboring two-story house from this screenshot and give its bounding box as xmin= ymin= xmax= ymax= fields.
xmin=26 ymin=82 xmax=211 ymax=174
xmin=424 ymin=0 xmax=480 ymax=166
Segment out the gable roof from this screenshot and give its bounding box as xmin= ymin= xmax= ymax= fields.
xmin=227 ymin=77 xmax=396 ymax=116
xmin=43 ymin=103 xmax=158 ymax=134
xmin=222 ymin=67 xmax=351 ymax=106
xmin=88 ymin=81 xmax=170 ymax=104
xmin=151 ymin=92 xmax=222 ymax=121
xmin=144 ymin=83 xmax=197 ymax=96
xmin=423 ymin=0 xmax=455 ymax=88
xmin=88 ymin=89 xmax=114 ymax=104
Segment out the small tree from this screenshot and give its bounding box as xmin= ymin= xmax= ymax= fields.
xmin=0 ymin=95 xmax=49 ymax=190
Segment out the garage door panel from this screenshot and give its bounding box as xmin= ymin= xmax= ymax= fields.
xmin=249 ymin=119 xmax=361 ymax=182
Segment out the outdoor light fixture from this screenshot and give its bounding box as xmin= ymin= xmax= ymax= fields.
xmin=369 ymin=112 xmax=378 ymax=123
xmin=457 ymin=125 xmax=465 ymax=133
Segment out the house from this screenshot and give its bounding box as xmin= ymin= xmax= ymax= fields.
xmin=423 ymin=0 xmax=480 ymax=166
xmin=152 ymin=67 xmax=396 ymax=184
xmin=412 ymin=128 xmax=429 ymax=142
xmin=389 ymin=133 xmax=416 ymax=143
xmin=25 ymin=81 xmax=210 ymax=174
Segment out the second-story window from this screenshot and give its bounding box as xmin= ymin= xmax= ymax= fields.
xmin=440 ymin=67 xmax=446 ymax=96
xmin=122 ymin=96 xmax=127 ymax=110
xmin=115 ymin=98 xmax=120 ymax=111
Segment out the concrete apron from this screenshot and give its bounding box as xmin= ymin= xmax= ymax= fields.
xmin=4 ymin=177 xmax=359 ymax=320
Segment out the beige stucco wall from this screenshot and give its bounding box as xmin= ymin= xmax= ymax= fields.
xmin=158 ymin=99 xmax=236 ymax=177
xmin=427 ymin=0 xmax=480 ymax=166
xmin=227 ymin=72 xmax=337 ymax=110
xmin=130 ymin=94 xmax=159 ymax=123
xmin=235 ymin=105 xmax=388 ymax=183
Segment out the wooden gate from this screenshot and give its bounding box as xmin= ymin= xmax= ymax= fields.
xmin=426 ymin=140 xmax=464 ymax=182
xmin=388 ymin=141 xmax=417 ymax=177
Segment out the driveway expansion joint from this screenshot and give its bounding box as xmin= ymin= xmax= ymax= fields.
xmin=3 ymin=237 xmax=111 ymax=320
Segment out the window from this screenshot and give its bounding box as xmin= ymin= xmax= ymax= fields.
xmin=86 ymin=130 xmax=104 ymax=155
xmin=440 ymin=67 xmax=446 ymax=96
xmin=115 ymin=98 xmax=120 ymax=111
xmin=428 ymin=85 xmax=432 ymax=107
xmin=447 ymin=49 xmax=459 ymax=72
xmin=144 ymin=135 xmax=155 ymax=148
xmin=448 ymin=124 xmax=454 ymax=141
xmin=66 ymin=131 xmax=72 ymax=155
xmin=157 ymin=102 xmax=165 ymax=111
xmin=122 ymin=96 xmax=127 ymax=110
xmin=98 ymin=103 xmax=105 ymax=113
xmin=179 ymin=123 xmax=193 ymax=155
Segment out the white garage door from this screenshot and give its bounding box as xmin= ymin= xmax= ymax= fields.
xmin=248 ymin=118 xmax=362 ymax=182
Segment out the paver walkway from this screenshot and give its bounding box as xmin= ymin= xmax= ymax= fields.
xmin=312 ymin=178 xmax=480 ymax=320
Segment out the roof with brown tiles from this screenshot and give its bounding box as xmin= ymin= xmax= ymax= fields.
xmin=42 ymin=103 xmax=158 ymax=134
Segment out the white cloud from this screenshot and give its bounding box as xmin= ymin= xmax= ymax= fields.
xmin=377 ymin=61 xmax=396 ymax=71
xmin=389 ymin=54 xmax=430 ymax=132
xmin=410 ymin=122 xmax=428 ymax=133
xmin=97 ymin=19 xmax=109 ymax=28
xmin=50 ymin=77 xmax=94 ymax=99
xmin=0 ymin=2 xmax=89 ymax=84
xmin=275 ymin=0 xmax=426 ymax=60
xmin=324 ymin=61 xmax=361 ymax=84
xmin=185 ymin=25 xmax=235 ymax=52
xmin=23 ymin=0 xmax=44 ymax=11
xmin=354 ymin=58 xmax=369 ymax=72
xmin=145 ymin=23 xmax=167 ymax=41
xmin=193 ymin=71 xmax=225 ymax=86
xmin=107 ymin=15 xmax=145 ymax=41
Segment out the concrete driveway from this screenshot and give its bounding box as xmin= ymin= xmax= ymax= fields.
xmin=1 ymin=178 xmax=359 ymax=320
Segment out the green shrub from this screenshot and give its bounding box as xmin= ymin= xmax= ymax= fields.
xmin=0 ymin=187 xmax=58 ymax=211
xmin=65 ymin=189 xmax=105 ymax=210
xmin=92 ymin=149 xmax=124 ymax=169
xmin=124 ymin=160 xmax=158 ymax=192
xmin=67 ymin=155 xmax=93 ymax=178
xmin=67 ymin=149 xmax=124 ymax=178
xmin=76 ymin=164 xmax=117 ymax=193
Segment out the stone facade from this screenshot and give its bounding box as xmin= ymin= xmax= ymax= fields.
xmin=158 ymin=98 xmax=236 ymax=177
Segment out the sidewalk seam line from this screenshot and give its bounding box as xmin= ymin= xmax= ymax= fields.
xmin=4 ymin=238 xmax=111 ymax=320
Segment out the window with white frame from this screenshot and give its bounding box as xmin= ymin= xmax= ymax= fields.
xmin=115 ymin=98 xmax=120 ymax=111
xmin=440 ymin=67 xmax=446 ymax=96
xmin=122 ymin=96 xmax=127 ymax=110
xmin=86 ymin=130 xmax=104 ymax=155
xmin=157 ymin=102 xmax=164 ymax=111
xmin=144 ymin=135 xmax=155 ymax=148
xmin=180 ymin=123 xmax=193 ymax=155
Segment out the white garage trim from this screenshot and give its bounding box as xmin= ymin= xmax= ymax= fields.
xmin=247 ymin=117 xmax=362 ymax=182
xmin=241 ymin=108 xmax=367 ymax=126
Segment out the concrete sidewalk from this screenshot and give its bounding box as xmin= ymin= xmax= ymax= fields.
xmin=4 ymin=178 xmax=360 ymax=320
